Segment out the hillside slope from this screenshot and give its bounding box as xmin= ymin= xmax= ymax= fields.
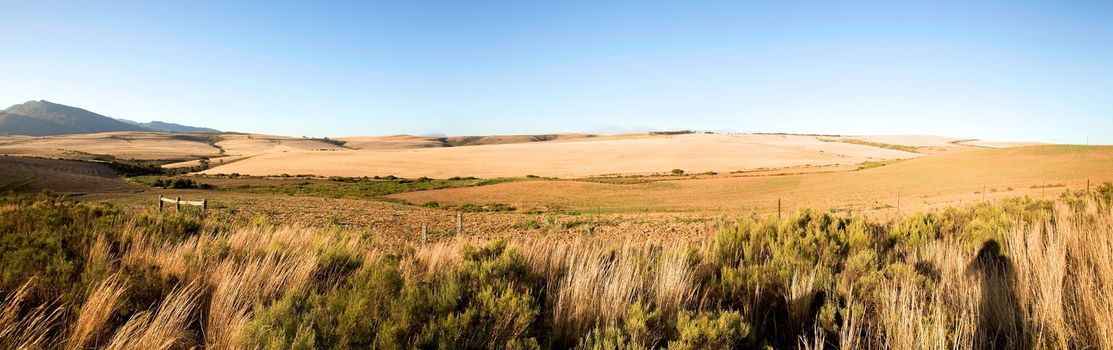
xmin=2 ymin=100 xmax=147 ymax=135
xmin=0 ymin=156 xmax=136 ymax=193
xmin=0 ymin=131 xmax=222 ymax=161
xmin=1 ymin=100 xmax=218 ymax=135
xmin=0 ymin=112 xmax=71 ymax=136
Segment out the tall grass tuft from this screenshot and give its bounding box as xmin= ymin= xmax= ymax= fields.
xmin=0 ymin=280 xmax=66 ymax=349
xmin=103 ymin=283 xmax=201 ymax=350
xmin=69 ymin=274 xmax=128 ymax=349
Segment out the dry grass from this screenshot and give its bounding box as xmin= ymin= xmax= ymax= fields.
xmin=1 ymin=194 xmax=1111 ymax=349
xmin=0 ymin=281 xmax=66 ymax=348
xmin=204 ymin=253 xmax=317 ymax=349
xmin=871 ymin=199 xmax=1113 ymax=350
xmin=545 ymin=241 xmax=647 ymax=343
xmin=103 ymin=283 xmax=201 ymax=350
xmin=69 ymin=274 xmax=128 ymax=349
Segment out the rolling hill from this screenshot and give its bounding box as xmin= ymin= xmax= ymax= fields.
xmin=200 ymin=133 xmax=923 ymax=178
xmin=0 ymin=156 xmax=136 ymax=193
xmin=389 ymin=144 xmax=1113 ymax=214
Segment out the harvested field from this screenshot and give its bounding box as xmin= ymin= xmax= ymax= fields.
xmin=0 ymin=156 xmax=136 ymax=194
xmin=958 ymin=139 xmax=1047 ymax=148
xmin=214 ymin=133 xmax=347 ymax=154
xmin=200 ymin=133 xmax=923 ymax=178
xmin=843 ymin=134 xmax=963 ymax=147
xmin=390 ymin=145 xmax=1113 ymax=214
xmin=0 ymin=131 xmax=220 ymax=161
xmin=338 ymin=135 xmax=448 ymax=150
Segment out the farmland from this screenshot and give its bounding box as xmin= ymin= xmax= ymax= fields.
xmin=197 ymin=133 xmax=923 ymax=178
xmin=391 ymin=144 xmax=1113 ymax=215
xmin=6 ymin=2 xmax=1112 ymax=347
xmin=3 ymin=131 xmax=1113 ymax=349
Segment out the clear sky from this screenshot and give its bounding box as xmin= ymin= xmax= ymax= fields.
xmin=1 ymin=1 xmax=1110 ymax=143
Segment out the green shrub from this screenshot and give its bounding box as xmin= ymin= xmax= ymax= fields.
xmin=240 ymin=291 xmax=326 ymax=350
xmin=326 ymin=258 xmax=403 ymax=347
xmin=0 ymin=194 xmax=109 ymax=303
xmin=576 ymin=327 xmax=631 ymax=350
xmin=668 ymin=311 xmax=751 ymax=349
xmin=624 ymin=301 xmax=665 ymax=348
xmin=148 ymin=177 xmax=213 ymax=189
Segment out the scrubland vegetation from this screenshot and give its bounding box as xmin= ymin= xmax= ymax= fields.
xmin=208 ymin=175 xmax=521 ymax=201
xmin=138 ymin=177 xmax=214 ymax=189
xmin=2 ymin=184 xmax=1112 ymax=349
xmin=819 ymin=138 xmax=921 ymax=153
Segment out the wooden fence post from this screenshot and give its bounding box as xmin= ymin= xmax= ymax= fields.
xmin=176 ymin=196 xmax=181 ymax=211
xmin=456 ymin=212 xmax=464 ymax=234
xmin=202 ymin=198 xmax=207 ymax=214
xmin=422 ymin=225 xmax=428 ymax=245
xmin=158 ymin=195 xmax=163 ymax=211
xmin=777 ymin=198 xmax=781 ymax=221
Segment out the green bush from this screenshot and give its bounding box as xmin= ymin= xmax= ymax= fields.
xmin=0 ymin=194 xmax=110 ymax=303
xmin=668 ymin=310 xmax=752 ymax=349
xmin=147 ymin=177 xmax=213 ymax=189
xmin=240 ymin=291 xmax=325 ymax=350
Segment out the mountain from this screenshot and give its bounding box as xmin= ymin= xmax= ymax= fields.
xmin=0 ymin=100 xmax=218 ymax=136
xmin=118 ymin=119 xmax=219 ymax=133
xmin=3 ymin=100 xmax=148 ymax=135
xmin=0 ymin=112 xmax=73 ymax=136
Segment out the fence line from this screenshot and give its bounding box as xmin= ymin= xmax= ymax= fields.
xmin=158 ymin=195 xmax=207 ymax=213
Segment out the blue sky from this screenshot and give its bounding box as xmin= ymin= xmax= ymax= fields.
xmin=1 ymin=1 xmax=1110 ymax=143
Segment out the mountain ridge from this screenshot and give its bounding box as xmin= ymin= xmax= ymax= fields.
xmin=118 ymin=118 xmax=219 ymax=133
xmin=1 ymin=100 xmax=218 ymax=135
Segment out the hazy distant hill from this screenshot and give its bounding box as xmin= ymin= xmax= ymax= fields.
xmin=0 ymin=100 xmax=217 ymax=135
xmin=118 ymin=119 xmax=219 ymax=133
xmin=2 ymin=100 xmax=147 ymax=135
xmin=0 ymin=112 xmax=73 ymax=136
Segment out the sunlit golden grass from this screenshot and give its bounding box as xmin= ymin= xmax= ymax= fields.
xmin=0 ymin=190 xmax=1111 ymax=349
